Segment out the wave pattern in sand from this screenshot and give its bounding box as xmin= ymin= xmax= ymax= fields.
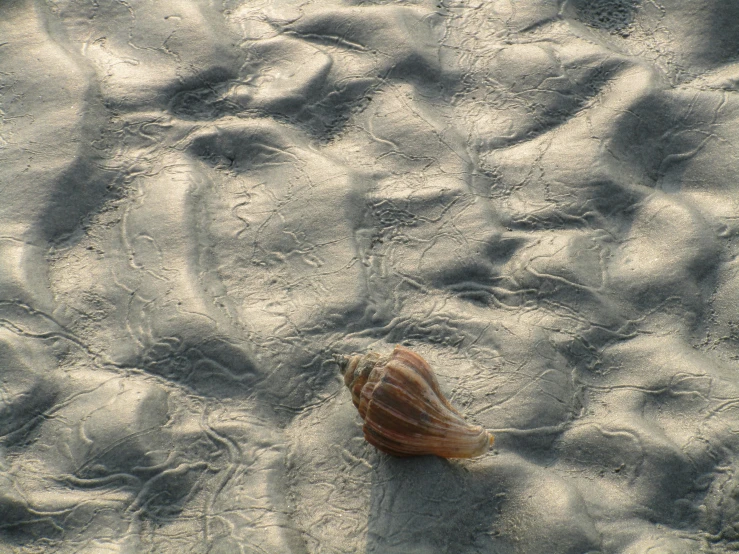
xmin=2 ymin=0 xmax=739 ymax=552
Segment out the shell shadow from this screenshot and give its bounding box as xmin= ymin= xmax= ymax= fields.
xmin=365 ymin=455 xmax=514 ymax=554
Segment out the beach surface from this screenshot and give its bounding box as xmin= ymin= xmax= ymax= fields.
xmin=3 ymin=0 xmax=739 ymax=552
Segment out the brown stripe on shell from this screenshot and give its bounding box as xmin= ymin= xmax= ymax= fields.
xmin=337 ymin=345 xmax=494 ymax=459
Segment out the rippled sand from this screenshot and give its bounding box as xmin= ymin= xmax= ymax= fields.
xmin=3 ymin=1 xmax=739 ymax=552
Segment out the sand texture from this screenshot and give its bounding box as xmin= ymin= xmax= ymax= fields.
xmin=3 ymin=0 xmax=739 ymax=552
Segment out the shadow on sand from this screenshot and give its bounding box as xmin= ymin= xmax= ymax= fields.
xmin=365 ymin=454 xmax=512 ymax=554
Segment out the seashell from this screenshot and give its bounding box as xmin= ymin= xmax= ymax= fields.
xmin=337 ymin=345 xmax=494 ymax=458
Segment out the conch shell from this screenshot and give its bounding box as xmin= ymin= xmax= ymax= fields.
xmin=337 ymin=345 xmax=493 ymax=458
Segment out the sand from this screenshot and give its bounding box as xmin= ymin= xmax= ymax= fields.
xmin=2 ymin=0 xmax=739 ymax=552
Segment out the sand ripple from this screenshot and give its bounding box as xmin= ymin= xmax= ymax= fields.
xmin=2 ymin=0 xmax=739 ymax=551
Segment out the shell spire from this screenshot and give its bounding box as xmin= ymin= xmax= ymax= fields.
xmin=337 ymin=345 xmax=494 ymax=458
